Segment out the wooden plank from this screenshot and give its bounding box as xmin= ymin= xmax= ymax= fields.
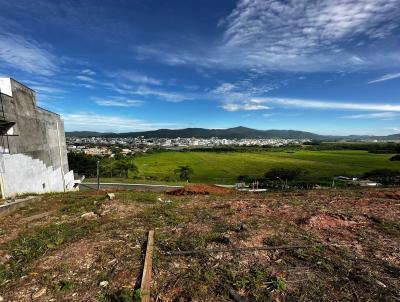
xmin=140 ymin=230 xmax=154 ymax=302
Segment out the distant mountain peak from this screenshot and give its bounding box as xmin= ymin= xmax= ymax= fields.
xmin=66 ymin=127 xmax=400 ymax=140
xmin=67 ymin=127 xmax=322 ymax=139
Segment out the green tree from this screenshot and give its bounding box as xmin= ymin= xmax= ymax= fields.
xmin=67 ymin=153 xmax=98 ymax=177
xmin=363 ymin=169 xmax=400 ymax=185
xmin=264 ymin=167 xmax=308 ymax=188
xmin=174 ymin=165 xmax=194 ymax=181
xmin=389 ymin=154 xmax=400 ymax=161
xmin=114 ymin=159 xmax=138 ymax=178
xmin=264 ymin=167 xmax=307 ymax=182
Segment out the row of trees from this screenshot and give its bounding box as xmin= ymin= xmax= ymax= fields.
xmin=363 ymin=169 xmax=400 ymax=185
xmin=237 ymin=167 xmax=310 ymax=188
xmin=68 ymin=153 xmax=195 ymax=181
xmin=238 ymin=167 xmax=400 ymax=188
xmin=306 ymin=142 xmax=400 ymax=154
xmin=68 ymin=153 xmax=138 ymax=178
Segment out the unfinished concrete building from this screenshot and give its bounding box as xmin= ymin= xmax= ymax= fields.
xmin=0 ymin=78 xmax=75 ymax=198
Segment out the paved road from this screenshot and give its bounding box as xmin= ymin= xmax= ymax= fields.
xmin=81 ymin=182 xmax=183 ymax=192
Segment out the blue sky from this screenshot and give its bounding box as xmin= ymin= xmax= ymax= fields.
xmin=1 ymin=0 xmax=400 ymax=135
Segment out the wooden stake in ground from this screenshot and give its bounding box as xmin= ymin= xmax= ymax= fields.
xmin=140 ymin=230 xmax=154 ymax=302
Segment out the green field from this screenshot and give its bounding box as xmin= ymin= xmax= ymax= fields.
xmin=119 ymin=150 xmax=400 ymax=184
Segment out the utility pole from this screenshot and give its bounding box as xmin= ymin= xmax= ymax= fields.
xmin=97 ymin=160 xmax=100 ymax=190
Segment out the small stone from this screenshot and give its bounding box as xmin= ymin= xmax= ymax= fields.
xmin=32 ymin=288 xmax=46 ymax=299
xmin=106 ymin=193 xmax=115 ymax=200
xmin=99 ymin=281 xmax=109 ymax=287
xmin=235 ymin=223 xmax=248 ymax=232
xmin=81 ymin=212 xmax=98 ymax=219
xmin=0 ymin=295 xmax=4 ymax=302
xmin=218 ymin=235 xmax=231 ymax=245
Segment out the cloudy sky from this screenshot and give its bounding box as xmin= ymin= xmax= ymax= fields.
xmin=1 ymin=0 xmax=400 ymax=135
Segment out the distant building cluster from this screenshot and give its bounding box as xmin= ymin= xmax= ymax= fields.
xmin=66 ymin=136 xmax=310 ymax=156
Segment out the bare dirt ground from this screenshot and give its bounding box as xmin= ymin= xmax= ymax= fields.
xmin=167 ymin=184 xmax=233 ymax=195
xmin=0 ymin=187 xmax=399 ymax=301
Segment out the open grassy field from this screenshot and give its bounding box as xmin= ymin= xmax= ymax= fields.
xmin=128 ymin=150 xmax=400 ymax=184
xmin=1 ymin=188 xmax=399 ymax=301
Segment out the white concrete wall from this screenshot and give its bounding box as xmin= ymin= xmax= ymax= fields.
xmin=0 ymin=78 xmax=12 ymax=97
xmin=0 ymin=153 xmax=74 ymax=198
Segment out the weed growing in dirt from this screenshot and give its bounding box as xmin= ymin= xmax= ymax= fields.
xmin=138 ymin=203 xmax=187 ymax=227
xmin=58 ymin=279 xmax=74 ymax=291
xmin=263 ymin=234 xmax=289 ymax=246
xmin=268 ymin=276 xmax=286 ymax=291
xmin=97 ymin=289 xmax=134 ymax=302
xmin=375 ymin=218 xmax=400 ymax=236
xmin=118 ymin=191 xmax=159 ymax=204
xmin=0 ymin=220 xmax=98 ymax=284
xmin=59 ymin=193 xmax=105 ymax=214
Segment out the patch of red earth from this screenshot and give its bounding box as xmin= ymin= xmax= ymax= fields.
xmin=307 ymin=214 xmax=357 ymax=229
xmin=367 ymin=191 xmax=400 ymax=200
xmin=354 ymin=198 xmax=373 ymax=206
xmin=168 ymin=184 xmax=233 ymax=196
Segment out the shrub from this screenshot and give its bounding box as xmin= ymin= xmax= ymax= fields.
xmin=363 ymin=168 xmax=400 ymax=185
xmin=264 ymin=167 xmax=308 ymax=182
xmin=389 ymin=154 xmax=400 ymax=161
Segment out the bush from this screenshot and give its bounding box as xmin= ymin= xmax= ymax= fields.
xmin=174 ymin=165 xmax=194 ymax=181
xmin=363 ymin=169 xmax=400 ymax=185
xmin=264 ymin=167 xmax=308 ymax=181
xmin=389 ymin=154 xmax=400 ymax=161
xmin=67 ymin=153 xmax=98 ymax=177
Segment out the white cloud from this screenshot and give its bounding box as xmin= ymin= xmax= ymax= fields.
xmin=135 ymin=0 xmax=400 ymax=72
xmin=95 ymin=98 xmax=144 ymax=107
xmin=75 ymin=83 xmax=94 ymax=89
xmin=62 ymin=112 xmax=178 ymax=132
xmin=342 ymin=112 xmax=400 ymax=119
xmin=223 ymin=97 xmax=400 ymax=112
xmin=132 ymin=86 xmax=190 ymax=102
xmin=81 ymin=69 xmax=96 ymax=76
xmin=368 ymin=72 xmax=400 ymax=84
xmin=216 ymin=0 xmax=400 ymax=72
xmin=75 ymin=75 xmax=96 ymax=83
xmin=134 ymin=45 xmax=191 ymax=66
xmin=213 ymin=83 xmax=236 ymax=94
xmin=112 ymin=70 xmax=162 ymax=85
xmin=210 ymin=80 xmax=284 ymax=102
xmin=222 ymin=102 xmax=271 ymax=111
xmin=0 ymin=33 xmax=58 ymax=75
xmin=31 ymin=85 xmax=65 ymax=94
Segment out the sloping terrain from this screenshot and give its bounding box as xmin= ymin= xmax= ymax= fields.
xmin=133 ymin=150 xmax=400 ymax=183
xmin=0 ymin=188 xmax=399 ymax=301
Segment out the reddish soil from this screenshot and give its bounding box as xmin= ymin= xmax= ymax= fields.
xmin=1 ymin=188 xmax=399 ymax=301
xmin=307 ymin=214 xmax=358 ymax=229
xmin=367 ymin=191 xmax=400 ymax=200
xmin=168 ymin=184 xmax=233 ymax=195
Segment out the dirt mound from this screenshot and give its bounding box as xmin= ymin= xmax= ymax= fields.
xmin=307 ymin=214 xmax=357 ymax=229
xmin=367 ymin=191 xmax=400 ymax=200
xmin=168 ymin=184 xmax=233 ymax=195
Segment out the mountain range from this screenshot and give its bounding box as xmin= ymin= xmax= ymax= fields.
xmin=66 ymin=126 xmax=400 ymax=140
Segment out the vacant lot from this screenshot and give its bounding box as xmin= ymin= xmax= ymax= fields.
xmin=0 ymin=187 xmax=399 ymax=301
xmin=130 ymin=150 xmax=400 ymax=184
